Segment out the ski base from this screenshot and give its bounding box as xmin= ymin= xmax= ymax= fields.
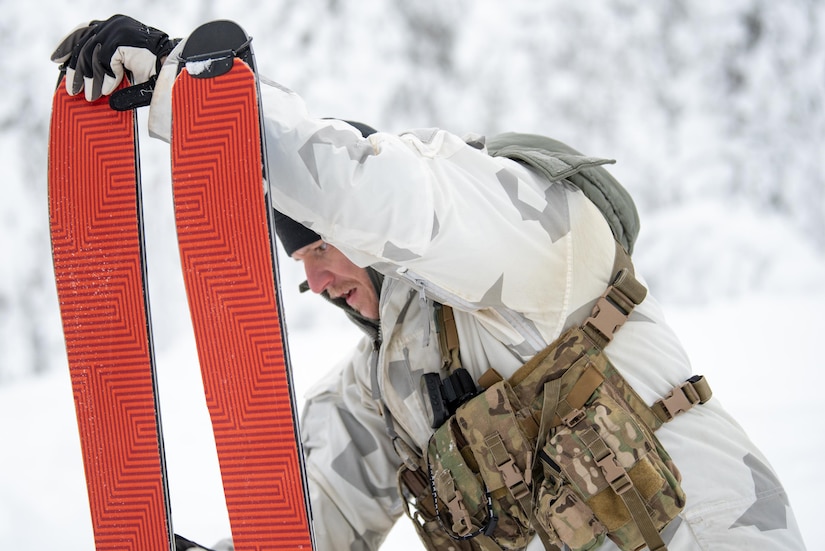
xmin=171 ymin=20 xmax=314 ymax=550
xmin=49 ymin=79 xmax=174 ymax=551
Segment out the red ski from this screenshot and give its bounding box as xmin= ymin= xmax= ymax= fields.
xmin=48 ymin=80 xmax=174 ymax=550
xmin=170 ymin=21 xmax=314 ymax=550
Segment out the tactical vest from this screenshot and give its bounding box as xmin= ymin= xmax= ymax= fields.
xmin=395 ymin=135 xmax=712 ymax=551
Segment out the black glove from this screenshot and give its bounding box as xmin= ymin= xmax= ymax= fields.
xmin=51 ymin=14 xmax=178 ymax=101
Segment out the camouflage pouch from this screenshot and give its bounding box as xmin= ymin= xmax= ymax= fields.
xmin=452 ymin=381 xmax=537 ymax=548
xmin=408 ymin=246 xmax=699 ymax=551
xmin=425 ymin=405 xmax=533 ymax=550
xmin=398 ymin=462 xmax=478 ymax=551
xmin=427 ymin=418 xmax=498 ymax=539
xmin=539 ymin=350 xmax=686 ymax=551
xmin=533 ymin=475 xmax=606 ymax=550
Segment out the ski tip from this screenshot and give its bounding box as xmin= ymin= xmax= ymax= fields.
xmin=181 ymin=20 xmax=253 ymax=78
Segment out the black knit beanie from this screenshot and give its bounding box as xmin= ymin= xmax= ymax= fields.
xmin=272 ymin=210 xmax=322 ymax=256
xmin=273 ymin=120 xmax=378 ymax=256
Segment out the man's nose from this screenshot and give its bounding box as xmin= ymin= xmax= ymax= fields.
xmin=303 ymin=259 xmax=333 ymax=295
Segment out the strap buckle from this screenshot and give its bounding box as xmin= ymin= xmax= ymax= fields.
xmin=660 ymin=382 xmax=700 ymax=420
xmin=428 ymin=451 xmax=499 ymax=541
xmin=562 ymin=407 xmax=587 ymax=428
xmin=584 ymin=284 xmax=632 ymax=344
xmin=485 ymin=433 xmax=531 ymax=500
xmin=497 ymin=455 xmax=531 ymax=501
xmin=595 ymin=448 xmax=632 ymax=495
xmin=653 ymin=375 xmax=713 ymax=424
xmin=444 ymin=490 xmax=474 ymax=537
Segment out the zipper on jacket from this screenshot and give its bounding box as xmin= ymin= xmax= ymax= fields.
xmin=415 ymin=279 xmax=431 ymax=347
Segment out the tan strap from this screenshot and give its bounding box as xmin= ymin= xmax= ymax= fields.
xmin=398 ymin=465 xmax=437 ymax=519
xmin=478 ymin=368 xmax=504 ymax=389
xmin=557 ymin=364 xmax=605 ymax=427
xmin=485 ymin=433 xmax=533 ymax=518
xmin=436 ymin=303 xmax=463 ymax=372
xmin=537 ymin=377 xmax=562 ymax=452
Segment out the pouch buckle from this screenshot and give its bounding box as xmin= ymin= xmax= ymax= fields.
xmin=595 ymin=448 xmax=632 ymax=495
xmin=562 ymin=407 xmax=587 ymax=427
xmin=485 ymin=433 xmax=532 ymax=500
xmin=444 ymin=490 xmax=474 ymax=537
xmin=498 ymin=455 xmax=531 ymax=501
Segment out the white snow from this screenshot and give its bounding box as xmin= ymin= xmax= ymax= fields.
xmin=185 ymin=59 xmax=215 ymax=76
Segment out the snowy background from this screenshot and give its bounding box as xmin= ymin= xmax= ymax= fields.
xmin=1 ymin=1 xmax=823 ymax=549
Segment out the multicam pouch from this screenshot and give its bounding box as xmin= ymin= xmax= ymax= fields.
xmin=533 ymin=475 xmax=606 ymax=550
xmin=397 ymin=454 xmax=478 ymax=551
xmin=420 ymin=348 xmax=687 ymax=551
xmin=451 ymin=380 xmax=537 ymax=548
xmin=425 ymin=415 xmax=531 ymax=550
xmin=538 ymin=351 xmax=686 ymax=550
xmin=415 ymin=327 xmax=694 ymax=551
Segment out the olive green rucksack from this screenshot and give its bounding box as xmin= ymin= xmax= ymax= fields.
xmin=486 ymin=132 xmax=639 ymax=255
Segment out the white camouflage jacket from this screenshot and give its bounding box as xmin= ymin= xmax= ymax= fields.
xmin=222 ymin=81 xmax=804 ymax=551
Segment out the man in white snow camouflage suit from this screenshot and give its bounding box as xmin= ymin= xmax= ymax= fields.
xmin=52 ymin=15 xmax=807 ymax=551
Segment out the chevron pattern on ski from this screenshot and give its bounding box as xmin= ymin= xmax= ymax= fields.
xmin=171 ymin=61 xmax=312 ymax=549
xmin=48 ymin=82 xmax=172 ymax=551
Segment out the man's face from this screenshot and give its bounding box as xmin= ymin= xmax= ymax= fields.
xmin=292 ymin=240 xmax=380 ymax=320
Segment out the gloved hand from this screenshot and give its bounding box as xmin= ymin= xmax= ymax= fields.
xmin=51 ymin=14 xmax=178 ymax=101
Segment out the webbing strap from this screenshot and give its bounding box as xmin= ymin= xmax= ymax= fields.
xmin=577 ymin=245 xmax=710 ymax=430
xmin=556 ymin=364 xmax=605 ymax=427
xmin=580 ymin=428 xmax=668 ymax=551
xmin=398 ymin=466 xmax=436 ymax=518
xmin=485 ymin=433 xmax=532 ymax=515
xmin=384 ymin=402 xmax=422 ymax=471
xmin=436 ymin=303 xmax=462 ymax=372
xmin=537 ymin=378 xmax=562 ymax=452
